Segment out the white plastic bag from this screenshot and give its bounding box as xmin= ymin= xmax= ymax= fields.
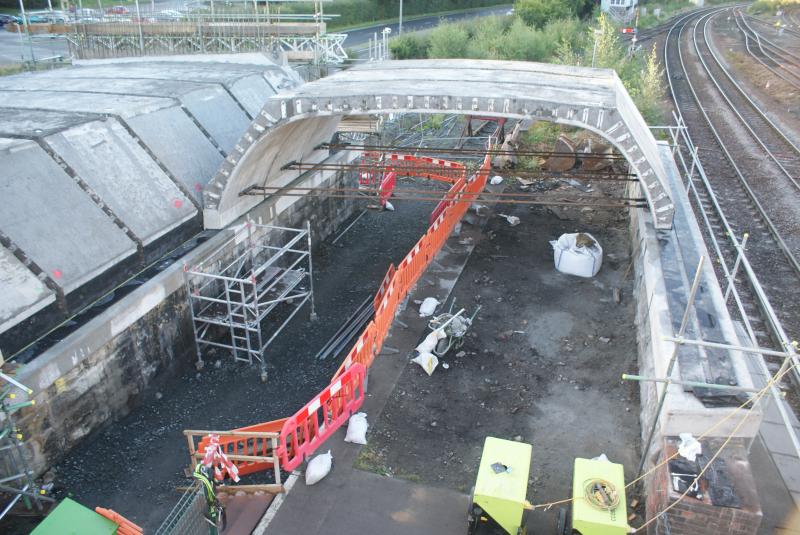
xmin=344 ymin=412 xmax=369 ymax=445
xmin=419 ymin=297 xmax=440 ymax=317
xmin=305 ymin=450 xmax=333 ymax=485
xmin=416 ymin=328 xmax=446 ymax=353
xmin=550 ymin=232 xmax=603 ymax=278
xmin=678 ymin=433 xmax=702 ymax=462
xmin=412 ymin=352 xmax=439 ymax=376
xmin=490 ymin=175 xmax=504 ymax=185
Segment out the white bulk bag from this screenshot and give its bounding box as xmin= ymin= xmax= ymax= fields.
xmin=550 ymin=233 xmax=603 ymax=278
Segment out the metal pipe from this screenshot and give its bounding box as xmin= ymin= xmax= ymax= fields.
xmin=663 ymin=336 xmax=798 ymax=359
xmin=622 ymin=374 xmax=760 ymax=393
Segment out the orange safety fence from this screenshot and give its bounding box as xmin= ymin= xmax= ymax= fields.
xmin=195 ymin=418 xmax=286 ymax=477
xmin=277 ymin=363 xmax=366 ymax=471
xmin=192 ymin=151 xmax=491 ymax=480
xmin=95 ymin=507 xmax=144 ymax=535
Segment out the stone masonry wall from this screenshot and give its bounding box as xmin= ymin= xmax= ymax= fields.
xmin=10 ymin=164 xmax=360 ymax=477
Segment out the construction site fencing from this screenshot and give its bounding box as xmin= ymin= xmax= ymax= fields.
xmin=184 ymin=151 xmax=492 ymax=483
xmin=154 ymin=482 xmax=208 ymax=535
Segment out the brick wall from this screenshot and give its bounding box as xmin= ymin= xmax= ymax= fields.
xmin=645 ymin=437 xmax=762 ymax=535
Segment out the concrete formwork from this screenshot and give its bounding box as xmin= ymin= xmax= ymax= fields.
xmin=203 ymin=59 xmax=676 ymax=230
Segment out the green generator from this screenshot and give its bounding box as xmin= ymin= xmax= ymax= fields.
xmin=467 ymin=437 xmax=630 ymax=535
xmin=570 ymin=458 xmax=629 ymax=535
xmin=468 ymin=437 xmax=533 ymax=535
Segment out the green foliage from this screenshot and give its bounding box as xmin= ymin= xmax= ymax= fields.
xmin=428 ymin=22 xmax=470 ymax=57
xmin=749 ymin=0 xmax=800 ymax=14
xmin=279 ymin=0 xmax=510 ymax=30
xmin=514 ymin=0 xmax=593 ymax=28
xmin=632 ymin=44 xmax=666 ymax=123
xmin=635 ymin=0 xmax=693 ymax=29
xmin=389 ymin=34 xmax=431 ymax=59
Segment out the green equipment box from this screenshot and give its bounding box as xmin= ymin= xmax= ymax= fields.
xmin=471 ymin=436 xmax=533 ymax=534
xmin=572 ymin=458 xmax=629 ymax=535
xmin=31 ymin=497 xmax=118 ymax=535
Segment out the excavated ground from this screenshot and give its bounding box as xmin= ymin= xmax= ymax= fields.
xmin=18 ymin=181 xmax=446 ymax=533
xmin=356 ymin=188 xmax=644 ymax=525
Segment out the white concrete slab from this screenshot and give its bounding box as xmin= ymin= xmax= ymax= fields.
xmin=0 ymin=245 xmax=55 ymax=332
xmin=0 ymin=138 xmax=136 ymax=293
xmin=45 ymin=119 xmax=197 ymax=244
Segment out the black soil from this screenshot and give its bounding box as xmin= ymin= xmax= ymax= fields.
xmin=32 ymin=181 xmax=446 ymax=532
xmin=358 ymin=197 xmax=643 ymax=513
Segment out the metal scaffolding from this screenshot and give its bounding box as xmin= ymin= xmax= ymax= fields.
xmin=0 ymin=371 xmax=53 ymax=521
xmin=184 ymin=222 xmax=315 ymax=382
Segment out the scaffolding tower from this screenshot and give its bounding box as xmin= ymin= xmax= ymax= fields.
xmin=184 ymin=222 xmax=315 ymax=382
xmin=0 ymin=370 xmax=53 ymax=521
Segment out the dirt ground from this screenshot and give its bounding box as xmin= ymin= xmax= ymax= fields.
xmin=357 ymin=189 xmax=643 ymax=513
xmin=11 ymin=181 xmax=447 ymax=533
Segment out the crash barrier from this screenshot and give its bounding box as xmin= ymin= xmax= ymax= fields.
xmin=186 ymin=151 xmax=491 ymax=480
xmin=95 ymin=507 xmax=144 ymax=535
xmin=278 ymin=363 xmax=367 ymax=471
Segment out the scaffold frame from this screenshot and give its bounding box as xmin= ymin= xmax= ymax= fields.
xmin=184 ymin=221 xmax=315 ymax=381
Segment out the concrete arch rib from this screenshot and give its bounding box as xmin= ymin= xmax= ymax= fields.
xmin=203 ymin=60 xmax=674 ymax=230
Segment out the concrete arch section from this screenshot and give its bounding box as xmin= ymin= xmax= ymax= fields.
xmin=203 ymin=59 xmax=675 ymax=230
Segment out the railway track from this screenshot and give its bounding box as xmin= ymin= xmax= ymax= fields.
xmin=734 ymin=10 xmax=800 ymax=89
xmin=664 ymin=8 xmax=800 ymax=379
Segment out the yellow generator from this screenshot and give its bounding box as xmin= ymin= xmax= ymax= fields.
xmin=467 ymin=437 xmax=630 ymax=535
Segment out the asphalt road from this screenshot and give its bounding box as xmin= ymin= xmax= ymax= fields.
xmin=0 ymin=4 xmax=512 ymax=64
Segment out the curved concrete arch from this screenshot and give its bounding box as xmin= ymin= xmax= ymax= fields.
xmin=203 ymin=60 xmax=675 ymax=229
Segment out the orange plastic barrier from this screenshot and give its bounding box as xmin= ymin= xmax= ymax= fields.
xmin=196 ymin=418 xmax=286 ymax=477
xmin=197 ymin=151 xmax=492 ymax=477
xmin=277 ymin=363 xmax=366 ymax=471
xmin=95 ymin=507 xmax=143 ymax=535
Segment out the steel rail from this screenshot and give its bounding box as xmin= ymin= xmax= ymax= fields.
xmin=280 ymin=163 xmax=639 ymax=181
xmin=664 ymin=9 xmax=800 ymax=378
xmin=733 ymin=10 xmax=800 ymax=90
xmin=698 ymin=11 xmax=800 ymax=187
xmin=679 ymin=9 xmax=800 ymax=276
xmin=321 ymin=143 xmax=630 ymax=161
xmin=665 ymin=6 xmax=800 ymax=464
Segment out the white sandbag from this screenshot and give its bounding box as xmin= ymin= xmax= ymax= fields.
xmin=344 ymin=412 xmax=369 ymax=445
xmin=384 ymin=201 xmax=395 ymax=212
xmin=415 ymin=328 xmax=446 ymax=353
xmin=678 ymin=433 xmax=702 ymax=462
xmin=490 ymin=175 xmax=504 ymax=185
xmin=550 ymin=232 xmax=603 ymax=278
xmin=419 ymin=297 xmax=440 ymax=317
xmin=412 ymin=351 xmax=439 ymax=376
xmin=305 ymin=450 xmax=333 ymax=486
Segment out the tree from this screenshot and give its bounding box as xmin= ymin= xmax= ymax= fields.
xmin=428 ymin=23 xmax=470 ymax=58
xmin=515 ymin=0 xmax=574 ymax=28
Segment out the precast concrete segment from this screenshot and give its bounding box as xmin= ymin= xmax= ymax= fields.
xmin=0 ymin=138 xmax=137 ymax=294
xmin=0 ymin=245 xmax=55 ymax=333
xmin=0 ymin=108 xmax=100 ymax=138
xmin=204 ymin=59 xmax=675 ymax=230
xmin=202 ymin=116 xmax=341 ymax=228
xmin=0 ymin=77 xmax=252 ymax=154
xmin=230 ymin=75 xmax=283 ymax=118
xmin=126 ymin=107 xmax=224 ymax=204
xmin=45 ymin=119 xmax=198 ymax=245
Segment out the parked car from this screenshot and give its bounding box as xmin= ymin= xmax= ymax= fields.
xmin=0 ymin=14 xmax=15 ymax=26
xmin=106 ymin=5 xmax=130 ymax=14
xmin=23 ymin=10 xmax=68 ymax=23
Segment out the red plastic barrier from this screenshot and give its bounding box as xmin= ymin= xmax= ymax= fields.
xmin=197 ymin=150 xmax=493 ymax=478
xmin=380 ymin=171 xmax=397 ymax=207
xmin=278 ymin=363 xmax=366 ymax=471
